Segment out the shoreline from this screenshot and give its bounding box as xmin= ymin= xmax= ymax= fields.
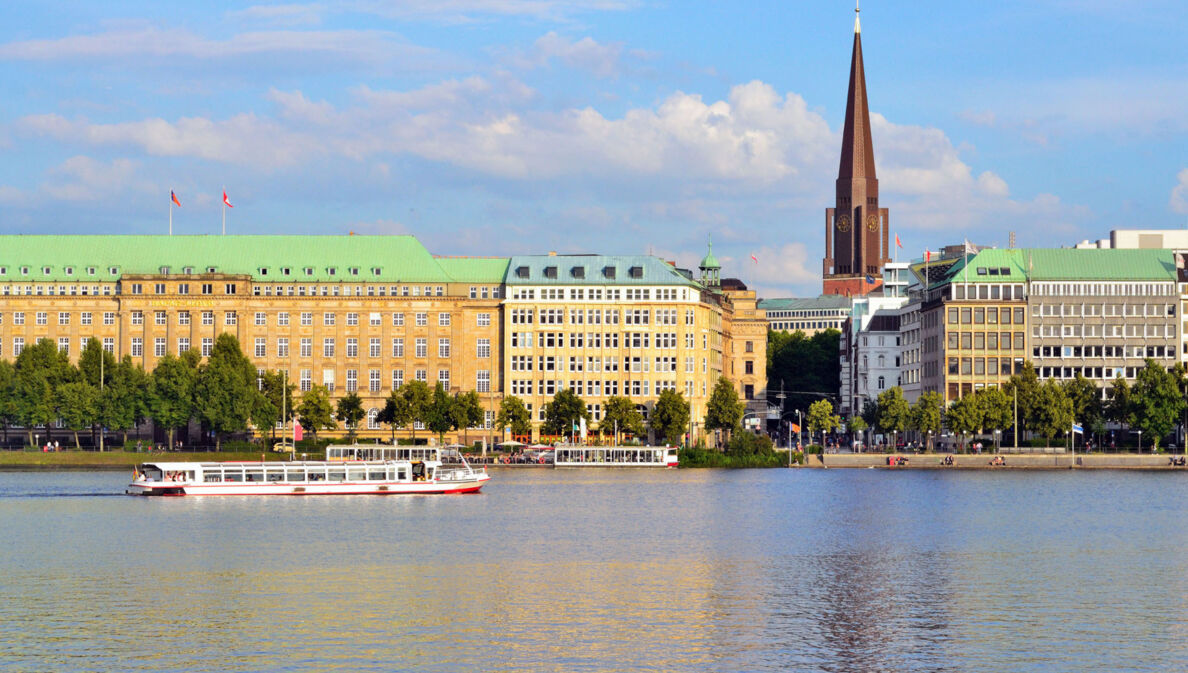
xmin=805 ymin=452 xmax=1186 ymax=470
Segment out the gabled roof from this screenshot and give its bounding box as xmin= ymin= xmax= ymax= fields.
xmin=503 ymin=254 xmax=699 ymax=286
xmin=0 ymin=235 xmax=509 ymax=284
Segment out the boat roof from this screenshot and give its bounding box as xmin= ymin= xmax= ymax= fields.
xmin=139 ymin=459 xmax=431 ymax=470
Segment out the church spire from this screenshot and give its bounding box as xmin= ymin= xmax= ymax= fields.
xmin=855 ymin=0 xmax=861 ymax=34
xmin=838 ymin=2 xmax=876 ymax=181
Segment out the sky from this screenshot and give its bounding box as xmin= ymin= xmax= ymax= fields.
xmin=1 ymin=1 xmax=1186 ymax=298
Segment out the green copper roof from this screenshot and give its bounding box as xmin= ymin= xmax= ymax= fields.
xmin=504 ymin=254 xmax=699 ymax=286
xmin=0 ymin=235 xmax=507 ymax=283
xmin=758 ymin=296 xmax=852 ymax=311
xmin=930 ymin=248 xmax=1176 ymax=286
xmin=699 ymin=242 xmax=720 ymax=270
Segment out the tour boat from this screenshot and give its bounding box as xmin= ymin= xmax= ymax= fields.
xmin=125 ymin=446 xmax=489 ymax=496
xmin=553 ymin=445 xmax=679 ymax=468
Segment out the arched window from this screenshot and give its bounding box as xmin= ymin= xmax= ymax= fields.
xmin=877 ymin=376 xmax=885 ymax=390
xmin=366 ymin=407 xmax=380 ymax=430
xmin=877 ymin=354 xmax=886 ymax=368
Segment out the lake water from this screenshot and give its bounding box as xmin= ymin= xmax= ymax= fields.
xmin=1 ymin=467 xmax=1187 ymax=672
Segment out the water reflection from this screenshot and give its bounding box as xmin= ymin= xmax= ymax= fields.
xmin=2 ymin=469 xmax=1188 ymax=671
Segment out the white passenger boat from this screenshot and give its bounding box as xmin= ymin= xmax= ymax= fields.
xmin=553 ymin=445 xmax=679 ymax=468
xmin=125 ymin=446 xmax=489 ymax=496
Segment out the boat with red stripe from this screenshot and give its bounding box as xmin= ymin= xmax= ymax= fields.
xmin=126 ymin=446 xmax=489 ymax=496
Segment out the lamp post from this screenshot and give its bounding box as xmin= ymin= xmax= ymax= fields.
xmin=994 ymin=429 xmax=1001 ymax=454
xmin=1138 ymin=430 xmax=1143 ymax=453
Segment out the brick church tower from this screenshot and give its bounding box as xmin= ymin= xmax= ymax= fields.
xmin=822 ymin=5 xmax=890 ymax=296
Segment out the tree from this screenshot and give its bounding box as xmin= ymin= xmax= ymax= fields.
xmin=55 ymin=381 xmax=99 ymax=449
xmin=976 ymin=387 xmax=1013 ymax=445
xmin=911 ymin=391 xmax=943 ymax=450
xmin=1004 ymin=361 xmax=1040 ymax=439
xmin=100 ymin=356 xmax=150 ymax=447
xmin=602 ymin=395 xmax=644 ymax=443
xmin=652 ymin=389 xmax=691 ymax=446
xmin=1032 ymin=378 xmax=1074 ymax=442
xmin=705 ymin=376 xmax=744 ymax=447
xmin=296 ymin=385 xmax=336 ymax=442
xmin=425 ymin=383 xmax=455 ymax=444
xmin=946 ymin=395 xmax=984 ymax=452
xmin=1131 ymin=359 xmax=1185 ymax=451
xmin=450 ymin=390 xmax=485 ymax=447
xmin=0 ymin=360 xmax=16 ymax=444
xmin=1106 ymin=375 xmax=1135 ymax=429
xmin=542 ymin=388 xmax=589 ymax=439
xmin=377 ymin=390 xmax=412 ymax=442
xmin=193 ymin=334 xmax=261 ymax=450
xmin=78 ymin=338 xmax=118 ymax=448
xmin=767 ymin=328 xmax=841 ymax=413
xmin=335 ymin=391 xmax=365 ymax=442
xmin=495 ymin=395 xmax=532 ymax=439
xmin=399 ymin=380 xmax=432 ymax=443
xmin=806 ymin=399 xmax=841 ymax=446
xmin=148 ymin=352 xmax=199 ymax=451
xmin=258 ymin=369 xmax=296 ymax=441
xmin=848 ymin=416 xmax=868 ymax=447
xmin=1063 ymin=374 xmax=1103 ymax=440
xmin=875 ymin=386 xmax=910 ymax=448
xmin=14 ymin=338 xmax=78 ymax=447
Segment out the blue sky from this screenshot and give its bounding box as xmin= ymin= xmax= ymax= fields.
xmin=1 ymin=1 xmax=1186 ymax=297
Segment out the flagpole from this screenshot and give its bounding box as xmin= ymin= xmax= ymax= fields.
xmin=222 ymin=185 xmax=226 ymax=236
xmin=169 ymin=201 xmax=173 ymax=236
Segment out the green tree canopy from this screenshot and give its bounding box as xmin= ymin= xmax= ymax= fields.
xmin=976 ymin=387 xmax=1013 ymax=438
xmin=13 ymin=338 xmax=77 ymax=445
xmin=875 ymin=386 xmax=911 ymax=444
xmin=542 ymin=388 xmax=590 ymax=437
xmin=705 ymin=376 xmax=744 ymax=445
xmin=652 ymin=389 xmax=691 ymax=446
xmin=767 ymin=328 xmax=840 ymax=413
xmin=946 ymin=394 xmax=984 ymax=450
xmin=55 ymin=381 xmax=98 ymax=449
xmin=1131 ymin=359 xmax=1185 ymax=451
xmin=495 ymin=395 xmax=532 ymax=438
xmin=450 ymin=390 xmax=485 ymax=445
xmin=1106 ymin=375 xmax=1135 ymax=428
xmin=806 ymin=399 xmax=841 ymax=444
xmin=193 ymin=333 xmax=261 ymax=450
xmin=296 ymin=385 xmax=336 ymax=441
xmin=257 ymin=369 xmax=296 ymax=440
xmin=149 ymin=352 xmax=200 ymax=450
xmin=1032 ymin=378 xmax=1074 ymax=441
xmin=1004 ymin=361 xmax=1040 ymax=436
xmin=602 ymin=395 xmax=644 ymax=441
xmin=425 ymin=383 xmax=455 ymax=443
xmin=911 ymin=391 xmax=944 ymax=449
xmin=100 ymin=355 xmax=150 ymax=446
xmin=78 ymin=337 xmax=117 ymax=389
xmin=335 ymin=391 xmax=366 ymax=442
xmin=0 ymin=360 xmax=17 ymax=443
xmin=1063 ymin=374 xmax=1103 ymax=436
xmin=377 ymin=389 xmax=412 ymax=442
xmin=399 ymin=380 xmax=433 ymax=441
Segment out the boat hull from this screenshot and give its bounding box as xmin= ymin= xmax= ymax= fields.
xmin=126 ymin=474 xmax=489 ymax=496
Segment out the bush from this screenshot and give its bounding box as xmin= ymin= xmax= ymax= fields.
xmin=804 ymin=444 xmax=823 ymax=454
xmin=725 ymin=431 xmax=774 ymax=456
xmin=678 ymin=446 xmax=786 ymax=468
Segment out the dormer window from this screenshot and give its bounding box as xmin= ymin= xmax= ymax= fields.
xmin=571 ymin=266 xmax=585 ymax=279
xmin=603 ymin=266 xmax=616 ymax=279
xmin=259 ymin=268 xmax=269 ymax=276
xmin=182 ymin=266 xmax=193 ymax=274
xmin=108 ymin=267 xmax=118 ymax=275
xmin=64 ymin=267 xmax=74 ymax=276
xmin=159 ymin=266 xmax=170 ymax=275
xmin=304 ymin=267 xmax=313 ymax=275
xmin=372 ymin=267 xmax=382 ymax=276
xmin=42 ymin=266 xmax=51 ymax=275
xmin=207 ymin=267 xmax=217 ymax=273
xmin=515 ymin=266 xmax=529 ymax=278
xmin=282 ymin=267 xmax=291 ymax=276
xmin=328 ymin=267 xmax=337 ymax=276
xmin=86 ymin=267 xmax=96 ymax=275
xmin=629 ymin=266 xmax=643 ymax=279
xmin=349 ymin=267 xmax=359 ymax=276
xmin=20 ymin=266 xmax=29 ymax=276
xmin=0 ymin=267 xmax=6 ymax=275
xmin=544 ymin=266 xmax=557 ymax=279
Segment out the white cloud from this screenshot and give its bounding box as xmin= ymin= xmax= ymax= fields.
xmin=227 ymin=4 xmax=325 ymax=27
xmin=348 ymin=0 xmax=637 ymax=23
xmin=739 ymin=243 xmax=818 ymax=288
xmin=523 ymin=32 xmax=625 ymax=78
xmin=1172 ymin=169 xmax=1188 ymax=215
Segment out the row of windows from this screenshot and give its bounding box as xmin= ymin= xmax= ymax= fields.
xmin=766 ymin=309 xmax=847 ymax=319
xmin=509 ymin=287 xmax=687 ymax=302
xmin=1032 ymin=345 xmax=1173 ymax=359
xmin=253 ymin=337 xmax=491 ymax=360
xmin=950 ymin=284 xmax=1025 ymax=301
xmin=293 ymin=368 xmax=492 ymax=393
xmin=945 ymin=332 xmax=1027 ymax=351
xmin=945 ymin=306 xmax=1026 ymax=326
xmin=2 ymin=285 xmax=114 ymax=296
xmin=1031 ymin=282 xmax=1175 ymax=297
xmin=509 ymin=308 xmax=695 ymax=326
xmin=508 ymin=379 xmax=683 ymax=397
xmin=253 ymin=284 xmax=460 ymax=298
xmin=947 ymin=358 xmax=1025 ymax=377
xmin=1032 ymin=303 xmax=1174 ymax=318
xmin=1031 ymin=324 xmax=1174 ymax=339
xmin=0 ymin=311 xmax=493 ymax=329
xmin=509 ymin=331 xmax=703 ymax=350
xmin=771 ymin=321 xmax=842 ymax=331
xmin=509 ymin=355 xmax=700 ymax=374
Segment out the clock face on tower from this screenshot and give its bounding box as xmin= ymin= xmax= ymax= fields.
xmin=866 ymin=214 xmax=879 ymax=232
xmin=836 ymin=215 xmax=851 ymax=232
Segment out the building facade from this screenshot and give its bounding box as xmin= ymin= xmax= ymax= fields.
xmin=0 ymin=235 xmax=764 ymax=445
xmin=759 ymin=296 xmax=851 ymax=336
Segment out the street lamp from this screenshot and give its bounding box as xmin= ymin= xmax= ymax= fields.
xmin=1138 ymin=430 xmax=1143 ymax=453
xmin=994 ymin=429 xmax=1001 ymax=454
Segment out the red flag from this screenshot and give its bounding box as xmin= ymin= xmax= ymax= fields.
xmin=293 ymin=420 xmax=303 ymax=442
xmin=223 ymin=190 xmax=233 ymax=208
xmin=750 ymin=253 xmax=758 ymax=264
xmin=895 ymin=233 xmax=902 ymax=248
xmin=171 ymin=190 xmax=181 ymax=208
xmin=925 ymin=250 xmax=931 ymax=263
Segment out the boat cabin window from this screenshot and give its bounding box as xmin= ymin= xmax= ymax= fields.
xmin=368 ymin=469 xmax=387 ymax=481
xmin=224 ymin=469 xmax=244 ymax=482
xmin=139 ymin=465 xmax=164 ymax=481
xmin=286 ymin=467 xmax=308 ymax=482
xmin=245 ymin=470 xmax=264 ymax=482
xmin=328 ymin=469 xmax=346 ymax=482
xmin=347 ymin=468 xmax=366 ymax=482
xmin=411 ymin=462 xmax=426 ymax=481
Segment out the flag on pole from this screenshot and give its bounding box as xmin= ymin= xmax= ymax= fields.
xmin=293 ymin=419 xmax=303 ymax=442
xmin=222 ymin=190 xmax=233 ymax=208
xmin=925 ymin=250 xmax=931 ymax=263
xmin=750 ymin=253 xmax=758 ymax=264
xmin=171 ymin=190 xmax=181 ymax=207
xmin=895 ymin=233 xmax=902 ymax=248
xmin=865 ymin=274 xmax=876 ymax=284
xmin=1071 ymin=422 xmax=1084 ymax=435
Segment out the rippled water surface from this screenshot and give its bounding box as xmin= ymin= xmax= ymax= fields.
xmin=2 ymin=468 xmax=1187 ymax=672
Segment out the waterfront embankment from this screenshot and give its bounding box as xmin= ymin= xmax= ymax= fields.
xmin=0 ymin=450 xmax=292 ymax=470
xmin=807 ymin=452 xmax=1183 ymax=469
